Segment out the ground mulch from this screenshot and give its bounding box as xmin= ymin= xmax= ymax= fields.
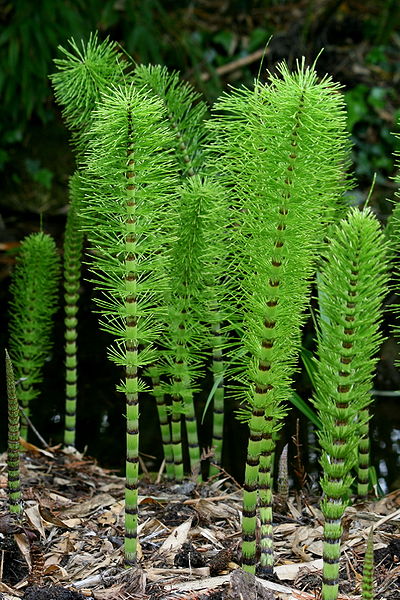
xmin=0 ymin=446 xmax=399 ymax=600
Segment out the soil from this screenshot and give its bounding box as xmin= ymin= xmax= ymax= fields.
xmin=1 ymin=446 xmax=400 ymax=600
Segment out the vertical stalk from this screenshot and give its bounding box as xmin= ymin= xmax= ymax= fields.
xmin=209 ymin=314 xmax=225 ymax=475
xmin=357 ymin=408 xmax=370 ymax=497
xmin=6 ymin=350 xmax=22 ymax=516
xmin=124 ymin=124 xmax=139 ymax=566
xmin=64 ymin=174 xmax=84 ymax=447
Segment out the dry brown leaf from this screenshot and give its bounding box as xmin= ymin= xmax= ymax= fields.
xmin=275 ymin=558 xmax=323 ymax=581
xmin=158 ymin=517 xmax=193 ymax=559
xmin=61 ymin=493 xmax=115 ymax=518
xmin=13 ymin=532 xmax=31 ymax=569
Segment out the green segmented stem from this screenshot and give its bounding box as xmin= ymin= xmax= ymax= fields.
xmin=357 ymin=408 xmax=370 ymax=497
xmin=64 ymin=173 xmax=84 ymax=447
xmin=9 ymin=232 xmax=61 ymax=440
xmin=209 ymin=314 xmax=225 ymax=475
xmin=6 ymin=350 xmax=22 ymax=515
xmin=134 ymin=66 xmax=231 ymax=478
xmin=149 ymin=370 xmax=175 ymax=479
xmin=207 ymin=59 xmax=351 ymax=575
xmin=313 ymin=208 xmax=388 ymax=600
xmin=362 ymin=527 xmax=374 ymax=600
xmin=81 ymin=83 xmax=178 ymax=566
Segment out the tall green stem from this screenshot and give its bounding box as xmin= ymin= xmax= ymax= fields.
xmin=64 ymin=173 xmax=84 ymax=447
xmin=313 ymin=208 xmax=388 ymax=600
xmin=6 ymin=350 xmax=22 ymax=516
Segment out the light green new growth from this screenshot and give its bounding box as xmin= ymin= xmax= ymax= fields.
xmin=80 ymin=83 xmax=178 ymax=565
xmin=51 ymin=32 xmax=125 ymax=154
xmin=313 ymin=208 xmax=388 ymax=600
xmin=6 ymin=350 xmax=22 ymax=515
xmin=362 ymin=527 xmax=374 ymax=600
xmin=133 ymin=65 xmax=230 ymax=478
xmin=9 ymin=232 xmax=61 ymax=440
xmin=64 ymin=173 xmax=84 ymax=447
xmin=207 ymin=59 xmax=350 ymax=575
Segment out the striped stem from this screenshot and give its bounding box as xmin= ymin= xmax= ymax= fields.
xmin=150 ymin=373 xmax=175 ymax=479
xmin=357 ymin=408 xmax=370 ymax=497
xmin=64 ymin=174 xmax=84 ymax=447
xmin=209 ymin=316 xmax=225 ymax=476
xmin=6 ymin=350 xmax=22 ymax=516
xmin=362 ymin=527 xmax=374 ymax=600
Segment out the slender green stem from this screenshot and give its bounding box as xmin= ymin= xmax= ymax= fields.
xmin=362 ymin=527 xmax=374 ymax=600
xmin=64 ymin=174 xmax=84 ymax=447
xmin=6 ymin=350 xmax=22 ymax=516
xmin=357 ymin=408 xmax=370 ymax=497
xmin=209 ymin=315 xmax=225 ymax=476
xmin=150 ymin=372 xmax=175 ymax=479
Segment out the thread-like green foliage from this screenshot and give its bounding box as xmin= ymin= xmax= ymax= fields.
xmin=313 ymin=208 xmax=388 ymax=600
xmin=133 ymin=64 xmax=208 ymax=177
xmin=207 ymin=59 xmax=351 ymax=574
xmin=80 ymin=82 xmax=178 ymax=565
xmin=362 ymin=527 xmax=374 ymax=600
xmin=9 ymin=232 xmax=61 ymax=440
xmin=63 ymin=173 xmax=84 ymax=447
xmin=6 ymin=350 xmax=22 ymax=516
xmin=51 ymin=32 xmax=126 ymax=154
xmin=133 ymin=64 xmax=231 ymax=478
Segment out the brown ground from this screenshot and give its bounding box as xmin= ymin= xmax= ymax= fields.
xmin=0 ymin=446 xmax=399 ymax=600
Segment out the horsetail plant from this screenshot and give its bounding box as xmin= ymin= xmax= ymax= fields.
xmin=133 ymin=64 xmax=208 ymax=478
xmin=313 ymin=207 xmax=388 ymax=600
xmin=63 ymin=173 xmax=84 ymax=447
xmin=207 ymin=59 xmax=351 ymax=574
xmin=9 ymin=232 xmax=61 ymax=440
xmin=133 ymin=65 xmax=231 ymax=478
xmin=80 ymin=83 xmax=179 ymax=565
xmin=6 ymin=350 xmax=22 ymax=516
xmin=362 ymin=527 xmax=374 ymax=600
xmin=51 ymin=32 xmax=125 ymax=155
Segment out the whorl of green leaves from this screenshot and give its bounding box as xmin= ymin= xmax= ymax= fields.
xmin=6 ymin=350 xmax=22 ymax=515
xmin=313 ymin=207 xmax=388 ymax=600
xmin=133 ymin=64 xmax=208 ymax=177
xmin=80 ymin=82 xmax=178 ymax=565
xmin=9 ymin=232 xmax=61 ymax=440
xmin=207 ymin=59 xmax=351 ymax=574
xmin=50 ymin=32 xmax=125 ymax=153
xmin=64 ymin=172 xmax=84 ymax=447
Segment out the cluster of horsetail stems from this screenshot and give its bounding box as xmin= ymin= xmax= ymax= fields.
xmin=207 ymin=60 xmax=350 ymax=575
xmin=313 ymin=208 xmax=388 ymax=600
xmin=5 ymin=350 xmax=22 ymax=515
xmin=63 ymin=173 xmax=84 ymax=447
xmin=8 ymin=232 xmax=61 ymax=440
xmin=0 ymin=31 xmax=385 ymax=586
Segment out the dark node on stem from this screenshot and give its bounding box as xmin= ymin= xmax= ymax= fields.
xmin=277 ymin=223 xmax=286 ymax=231
xmin=338 ymin=371 xmax=350 ymax=377
xmin=269 ymin=279 xmax=280 ymax=287
xmin=242 ymin=531 xmax=256 ymax=541
xmin=336 ymin=385 xmax=350 ymax=394
xmin=279 ymin=207 xmax=288 ymax=215
xmin=262 ymin=339 xmax=274 ymax=349
xmin=259 ymin=361 xmax=271 ymax=371
xmin=272 ymin=260 xmax=282 ymax=267
xmin=267 ymin=299 xmax=278 ymax=307
xmin=342 ymin=341 xmax=353 ymax=349
xmin=344 ymin=328 xmax=354 ymax=335
xmin=347 ymin=302 xmax=356 ymax=309
xmin=264 ymin=320 xmax=276 ymax=329
xmin=275 ymin=240 xmax=284 ymax=248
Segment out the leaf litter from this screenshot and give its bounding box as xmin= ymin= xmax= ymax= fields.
xmin=0 ymin=447 xmax=399 ymax=599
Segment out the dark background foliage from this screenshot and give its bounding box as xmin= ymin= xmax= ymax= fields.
xmin=1 ymin=0 xmax=400 ymax=490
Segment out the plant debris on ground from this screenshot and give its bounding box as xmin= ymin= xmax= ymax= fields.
xmin=0 ymin=447 xmax=399 ymax=600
